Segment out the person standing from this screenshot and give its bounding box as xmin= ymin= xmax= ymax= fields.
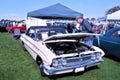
xmin=75 ymin=16 xmax=94 ymax=45
xmin=76 ymin=16 xmax=94 ymax=33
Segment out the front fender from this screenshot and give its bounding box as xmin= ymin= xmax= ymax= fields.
xmin=92 ymin=46 xmax=105 ymax=56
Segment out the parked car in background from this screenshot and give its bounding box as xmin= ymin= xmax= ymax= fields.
xmin=93 ymin=27 xmax=120 ymax=58
xmin=6 ymin=20 xmax=26 ymax=39
xmin=6 ymin=20 xmax=26 ymax=33
xmin=0 ymin=20 xmax=8 ymax=32
xmin=20 ymin=26 xmax=105 ymax=76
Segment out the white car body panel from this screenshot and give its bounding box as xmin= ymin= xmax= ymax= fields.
xmin=21 ymin=34 xmax=56 ymax=65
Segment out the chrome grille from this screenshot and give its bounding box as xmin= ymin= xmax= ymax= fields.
xmin=66 ymin=54 xmax=92 ymax=66
xmin=67 ymin=58 xmax=80 ymax=63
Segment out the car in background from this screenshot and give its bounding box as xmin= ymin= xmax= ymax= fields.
xmin=20 ymin=26 xmax=105 ymax=76
xmin=93 ymin=27 xmax=120 ymax=58
xmin=0 ymin=20 xmax=8 ymax=32
xmin=6 ymin=20 xmax=26 ymax=39
xmin=6 ymin=20 xmax=26 ymax=33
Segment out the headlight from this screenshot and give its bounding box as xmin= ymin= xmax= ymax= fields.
xmin=52 ymin=59 xmax=59 ymax=67
xmin=96 ymin=52 xmax=102 ymax=59
xmin=91 ymin=54 xmax=96 ymax=60
xmin=60 ymin=58 xmax=67 ymax=66
xmin=91 ymin=53 xmax=102 ymax=60
xmin=52 ymin=58 xmax=67 ymax=67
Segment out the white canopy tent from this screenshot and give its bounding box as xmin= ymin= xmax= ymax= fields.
xmin=107 ymin=10 xmax=120 ymax=20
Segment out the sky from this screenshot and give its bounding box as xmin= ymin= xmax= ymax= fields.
xmin=0 ymin=0 xmax=120 ymax=20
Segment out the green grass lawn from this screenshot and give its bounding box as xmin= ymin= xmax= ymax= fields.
xmin=0 ymin=32 xmax=120 ymax=80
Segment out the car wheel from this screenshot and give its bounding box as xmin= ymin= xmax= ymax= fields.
xmin=36 ymin=57 xmax=46 ymax=76
xmin=23 ymin=45 xmax=27 ymax=51
xmin=40 ymin=64 xmax=46 ymax=77
xmin=22 ymin=42 xmax=27 ymax=51
xmin=36 ymin=56 xmax=42 ymax=65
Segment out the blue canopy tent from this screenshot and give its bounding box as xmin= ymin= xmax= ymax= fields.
xmin=27 ymin=3 xmax=83 ymax=20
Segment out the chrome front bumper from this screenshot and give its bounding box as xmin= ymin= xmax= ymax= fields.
xmin=43 ymin=59 xmax=104 ymax=75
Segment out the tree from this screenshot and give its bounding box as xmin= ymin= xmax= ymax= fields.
xmin=106 ymin=6 xmax=120 ymax=15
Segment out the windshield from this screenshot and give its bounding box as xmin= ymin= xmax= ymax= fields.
xmin=26 ymin=26 xmax=66 ymax=40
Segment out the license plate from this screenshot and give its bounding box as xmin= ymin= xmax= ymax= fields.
xmin=74 ymin=67 xmax=85 ymax=73
xmin=14 ymin=29 xmax=20 ymax=36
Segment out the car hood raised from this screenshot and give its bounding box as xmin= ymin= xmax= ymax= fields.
xmin=44 ymin=33 xmax=100 ymax=42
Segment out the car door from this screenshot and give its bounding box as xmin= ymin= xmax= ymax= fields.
xmin=104 ymin=30 xmax=120 ymax=57
xmin=24 ymin=28 xmax=38 ymax=60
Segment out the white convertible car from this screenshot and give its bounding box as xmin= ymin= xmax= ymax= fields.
xmin=20 ymin=26 xmax=105 ymax=76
